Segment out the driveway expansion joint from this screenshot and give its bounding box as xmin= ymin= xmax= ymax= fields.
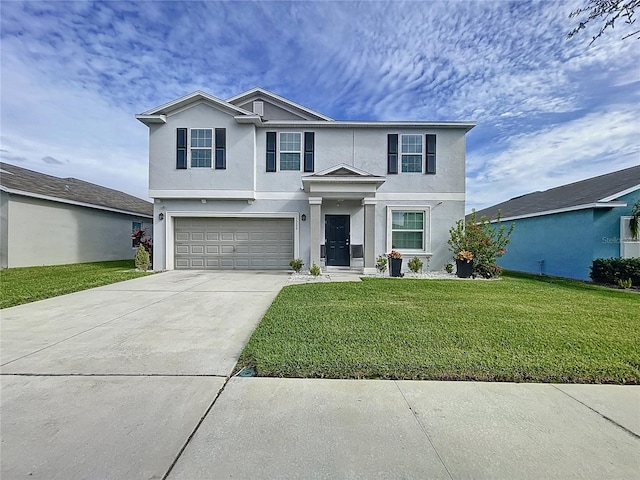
xmin=394 ymin=381 xmax=455 ymax=480
xmin=551 ymin=384 xmax=640 ymax=440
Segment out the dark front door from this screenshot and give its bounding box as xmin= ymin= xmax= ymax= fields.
xmin=326 ymin=215 xmax=350 ymax=266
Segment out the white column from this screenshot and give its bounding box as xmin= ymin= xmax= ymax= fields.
xmin=309 ymin=197 xmax=323 ymax=269
xmin=363 ymin=198 xmax=377 ymax=275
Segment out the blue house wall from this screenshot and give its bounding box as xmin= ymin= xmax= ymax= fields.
xmin=494 ymin=189 xmax=639 ymax=281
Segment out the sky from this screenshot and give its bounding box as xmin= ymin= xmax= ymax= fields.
xmin=1 ymin=0 xmax=639 ymax=212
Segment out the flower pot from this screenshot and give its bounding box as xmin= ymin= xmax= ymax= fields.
xmin=390 ymin=257 xmax=403 ymax=277
xmin=456 ymin=259 xmax=473 ymax=278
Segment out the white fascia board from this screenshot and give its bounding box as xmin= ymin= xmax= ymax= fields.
xmin=2 ymin=187 xmax=153 ymax=218
xmin=140 ymin=91 xmax=254 ymax=117
xmin=376 ymin=192 xmax=465 ymax=201
xmin=486 ymin=202 xmax=628 ymax=223
xmin=598 ymin=184 xmax=640 ymax=202
xmin=149 ymin=189 xmax=256 ymax=200
xmin=302 ymin=176 xmax=385 ymax=185
xmin=234 ymin=115 xmax=263 ymax=125
xmin=261 ymin=120 xmax=476 ymax=131
xmin=134 ymin=114 xmax=167 ymax=125
xmin=226 ymin=87 xmax=334 ymax=121
xmin=307 ymin=163 xmax=378 ymax=177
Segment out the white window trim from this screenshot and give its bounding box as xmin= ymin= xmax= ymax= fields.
xmin=189 ymin=128 xmax=214 ymax=169
xmin=386 ymin=205 xmax=431 ymax=254
xmin=400 ymin=133 xmax=424 ymax=173
xmin=278 ymin=131 xmax=302 ymax=171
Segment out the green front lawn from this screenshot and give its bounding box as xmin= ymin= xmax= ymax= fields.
xmin=0 ymin=260 xmax=152 ymax=309
xmin=238 ymin=273 xmax=640 ymax=384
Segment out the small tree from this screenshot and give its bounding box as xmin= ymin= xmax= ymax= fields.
xmin=309 ymin=263 xmax=321 ymax=277
xmin=134 ymin=245 xmax=151 ymax=271
xmin=448 ymin=210 xmax=515 ymax=278
xmin=376 ymin=255 xmax=388 ymax=274
xmin=407 ymin=256 xmax=423 ymax=273
xmin=131 ymin=228 xmax=153 ymax=267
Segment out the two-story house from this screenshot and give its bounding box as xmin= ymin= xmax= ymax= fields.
xmin=136 ymin=88 xmax=475 ymax=274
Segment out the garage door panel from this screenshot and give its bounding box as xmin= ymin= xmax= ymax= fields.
xmin=175 ymin=217 xmax=294 ymax=270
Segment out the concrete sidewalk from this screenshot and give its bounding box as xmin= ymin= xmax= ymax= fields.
xmin=2 ymin=270 xmax=639 ymax=479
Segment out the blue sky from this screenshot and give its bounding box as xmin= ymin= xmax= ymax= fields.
xmin=1 ymin=0 xmax=638 ymax=211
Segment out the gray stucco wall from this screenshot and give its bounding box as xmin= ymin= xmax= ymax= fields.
xmin=6 ymin=195 xmax=151 ymax=268
xmin=0 ymin=190 xmax=8 ymax=268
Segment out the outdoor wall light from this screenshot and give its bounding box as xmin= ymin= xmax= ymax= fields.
xmin=158 ymin=212 xmax=164 ymax=221
xmin=301 ymin=214 xmax=307 ymax=221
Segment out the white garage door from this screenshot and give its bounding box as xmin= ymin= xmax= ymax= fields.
xmin=175 ymin=217 xmax=294 ymax=270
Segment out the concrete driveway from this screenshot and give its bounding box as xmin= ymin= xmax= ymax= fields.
xmin=2 ymin=270 xmax=639 ymax=479
xmin=1 ymin=270 xmax=289 ymax=479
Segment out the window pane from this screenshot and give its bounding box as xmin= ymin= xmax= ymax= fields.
xmin=392 ymin=231 xmax=423 ymax=249
xmin=191 ymin=149 xmax=212 ymax=168
xmin=280 ymin=132 xmax=301 ymax=152
xmin=393 ymin=212 xmax=424 ymax=230
xmin=280 ymin=153 xmax=300 ymax=170
xmin=401 ymin=135 xmax=422 ymax=154
xmin=402 ymin=155 xmax=422 ymax=172
xmin=191 ymin=129 xmax=212 ymax=148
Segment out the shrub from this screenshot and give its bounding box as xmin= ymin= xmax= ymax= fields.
xmin=448 ymin=210 xmax=514 ymax=278
xmin=289 ymin=258 xmax=304 ymax=273
xmin=590 ymin=258 xmax=640 ymax=285
xmin=376 ymin=255 xmax=388 ymax=273
xmin=445 ymin=263 xmax=453 ymax=274
xmin=630 ymin=200 xmax=640 ymax=240
xmin=407 ymin=256 xmax=423 ymax=273
xmin=618 ymin=278 xmax=633 ymax=289
xmin=309 ymin=263 xmax=321 ymax=277
xmin=134 ymin=245 xmax=151 ymax=271
xmin=131 ymin=228 xmax=153 ymax=267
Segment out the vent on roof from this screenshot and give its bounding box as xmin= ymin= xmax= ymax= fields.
xmin=252 ymin=101 xmax=264 ymax=116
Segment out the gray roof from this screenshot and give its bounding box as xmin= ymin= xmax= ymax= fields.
xmin=472 ymin=165 xmax=640 ymax=220
xmin=0 ymin=162 xmax=153 ymax=217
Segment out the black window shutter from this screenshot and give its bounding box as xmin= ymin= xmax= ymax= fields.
xmin=387 ymin=134 xmax=398 ymax=174
xmin=176 ymin=128 xmax=187 ymax=169
xmin=304 ymin=132 xmax=314 ymax=172
xmin=266 ymin=131 xmax=276 ymax=172
xmin=426 ymin=134 xmax=436 ymax=174
xmin=215 ymin=128 xmax=226 ymax=169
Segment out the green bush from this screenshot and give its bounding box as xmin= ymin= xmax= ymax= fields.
xmin=289 ymin=258 xmax=304 ymax=273
xmin=590 ymin=258 xmax=640 ymax=285
xmin=309 ymin=263 xmax=321 ymax=277
xmin=407 ymin=256 xmax=423 ymax=273
xmin=375 ymin=255 xmax=388 ymax=273
xmin=134 ymin=245 xmax=151 ymax=271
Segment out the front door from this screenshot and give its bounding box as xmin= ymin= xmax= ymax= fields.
xmin=326 ymin=215 xmax=350 ymax=266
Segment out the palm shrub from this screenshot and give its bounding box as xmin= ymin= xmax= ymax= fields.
xmin=630 ymin=200 xmax=640 ymax=241
xmin=448 ymin=210 xmax=514 ymax=278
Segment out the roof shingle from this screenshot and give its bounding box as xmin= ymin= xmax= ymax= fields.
xmin=0 ymin=162 xmax=153 ymax=217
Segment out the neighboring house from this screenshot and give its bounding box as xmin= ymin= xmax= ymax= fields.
xmin=136 ymin=88 xmax=475 ymax=273
xmin=0 ymin=162 xmax=153 ymax=268
xmin=472 ymin=165 xmax=640 ymax=281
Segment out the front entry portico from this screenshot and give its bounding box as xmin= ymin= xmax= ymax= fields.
xmin=302 ymin=164 xmax=386 ymax=274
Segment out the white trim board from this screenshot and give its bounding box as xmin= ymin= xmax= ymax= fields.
xmin=484 ymin=202 xmax=628 ymax=223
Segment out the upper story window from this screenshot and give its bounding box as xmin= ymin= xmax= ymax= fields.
xmin=266 ymin=131 xmax=314 ymax=172
xmin=191 ymin=129 xmax=212 ymax=168
xmin=401 ymin=135 xmax=423 ymax=173
xmin=388 ymin=134 xmax=436 ymax=175
xmin=176 ymin=128 xmax=226 ymax=170
xmin=279 ymin=132 xmax=301 ymax=171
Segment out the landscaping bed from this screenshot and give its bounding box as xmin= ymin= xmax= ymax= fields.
xmin=237 ymin=272 xmax=640 ymax=384
xmin=0 ymin=260 xmax=152 ymax=309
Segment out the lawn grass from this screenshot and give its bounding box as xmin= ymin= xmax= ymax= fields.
xmin=237 ymin=272 xmax=640 ymax=384
xmin=0 ymin=260 xmax=152 ymax=309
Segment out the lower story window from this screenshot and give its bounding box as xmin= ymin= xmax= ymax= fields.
xmin=391 ymin=211 xmax=424 ymax=249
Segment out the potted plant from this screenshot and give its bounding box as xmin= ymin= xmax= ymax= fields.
xmin=455 ymin=250 xmax=474 ymax=278
xmin=387 ymin=250 xmax=403 ymax=277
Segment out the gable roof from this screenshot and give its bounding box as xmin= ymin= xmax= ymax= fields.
xmin=136 ymin=91 xmax=257 ymax=126
xmin=473 ymin=165 xmax=640 ymax=221
xmin=227 ymin=87 xmax=334 ymax=121
xmin=0 ymin=162 xmax=153 ymax=217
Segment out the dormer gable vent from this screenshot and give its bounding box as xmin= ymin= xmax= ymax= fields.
xmin=252 ymin=101 xmax=264 ymax=116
